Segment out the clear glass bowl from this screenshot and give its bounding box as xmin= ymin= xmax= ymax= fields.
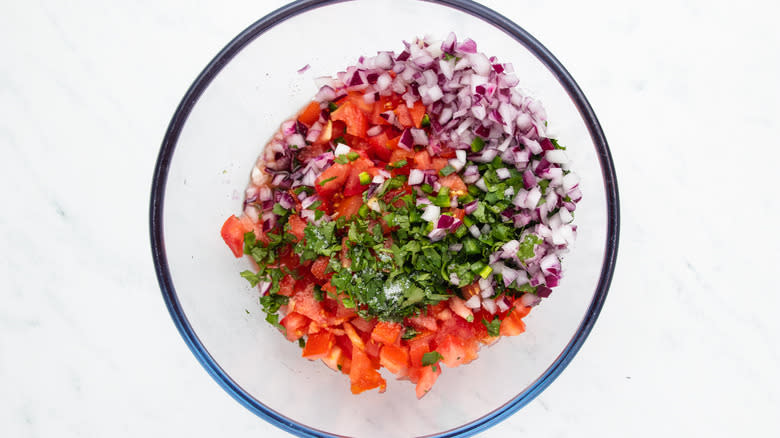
xmin=149 ymin=1 xmax=619 ymax=436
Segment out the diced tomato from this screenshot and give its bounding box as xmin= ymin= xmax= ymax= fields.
xmin=307 ymin=320 xmax=323 ymax=335
xmin=448 ymin=297 xmax=473 ymax=322
xmin=365 ymin=339 xmax=382 ymax=363
xmin=436 ymin=334 xmax=479 ymax=368
xmin=406 ymin=314 xmax=438 ymax=332
xmin=510 ymin=299 xmax=533 ymax=318
xmin=439 ymin=173 xmax=468 ymax=195
xmin=370 ymin=98 xmax=392 ymax=126
xmin=302 ymin=331 xmax=335 ymax=360
xmin=350 ymin=348 xmax=386 ymax=394
xmin=343 ymin=168 xmax=368 ymax=197
xmin=407 ymin=336 xmax=431 ymax=368
xmin=413 ymin=150 xmax=432 ymax=169
xmin=335 ymin=334 xmax=354 ymax=359
xmin=345 ymin=91 xmax=374 ymax=113
xmin=334 ymin=298 xmax=358 ymax=320
xmin=298 ymin=101 xmax=321 ymax=126
xmin=450 ymin=208 xmax=466 ymax=222
xmin=278 ymin=247 xmax=302 ymax=271
xmin=287 ymin=215 xmax=306 ymax=242
xmin=322 ymin=345 xmax=344 ymax=372
xmin=435 ymin=315 xmax=476 ymax=346
xmin=343 ymin=321 xmax=366 ymax=350
xmin=371 ymin=321 xmax=402 ymax=346
xmin=290 ymin=283 xmax=327 ymax=325
xmin=386 ymin=134 xmax=401 ymax=150
xmin=280 ymin=312 xmax=309 ymax=342
xmin=350 ymin=317 xmax=377 ymax=334
xmin=321 ymin=281 xmax=338 ymax=299
xmin=431 ymin=157 xmax=449 ymax=172
xmin=277 ymin=275 xmax=296 ymax=297
xmin=500 ymin=305 xmax=530 ymax=337
xmin=379 ymin=344 xmax=409 ymax=375
xmin=367 ymin=131 xmax=393 ymax=162
xmin=220 ymin=215 xmax=249 ymax=258
xmin=315 ymin=162 xmax=350 ymax=199
xmin=334 ymin=194 xmax=364 ymax=219
xmin=409 ymin=100 xmax=427 ymax=129
xmin=317 ymin=120 xmax=333 ymax=144
xmin=331 ymin=100 xmax=368 ymax=138
xmin=310 ymin=256 xmax=330 ymax=281
xmin=394 ymin=102 xmax=413 ymax=128
xmin=414 ymin=365 xmax=441 ymax=399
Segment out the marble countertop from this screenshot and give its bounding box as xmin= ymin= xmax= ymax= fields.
xmin=1 ymin=0 xmax=777 ymax=436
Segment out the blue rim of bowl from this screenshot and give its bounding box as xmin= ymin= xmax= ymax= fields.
xmin=149 ymin=0 xmax=620 ymax=436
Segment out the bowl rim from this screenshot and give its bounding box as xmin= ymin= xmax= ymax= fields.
xmin=149 ymin=0 xmax=620 ymax=436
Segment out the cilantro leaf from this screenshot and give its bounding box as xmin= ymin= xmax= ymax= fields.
xmin=482 ymin=317 xmax=501 ymax=337
xmin=421 ymin=351 xmax=444 ymax=371
xmin=517 ymin=234 xmax=543 ymax=260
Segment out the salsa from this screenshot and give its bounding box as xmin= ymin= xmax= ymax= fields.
xmin=221 ymin=34 xmax=581 ymax=398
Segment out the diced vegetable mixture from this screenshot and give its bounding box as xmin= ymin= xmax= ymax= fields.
xmin=221 ymin=34 xmax=581 ymax=398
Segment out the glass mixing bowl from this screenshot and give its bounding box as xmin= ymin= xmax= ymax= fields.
xmin=150 ymin=0 xmax=619 ymax=436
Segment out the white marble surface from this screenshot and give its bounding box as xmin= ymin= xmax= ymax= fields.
xmin=1 ymin=0 xmax=778 ymax=436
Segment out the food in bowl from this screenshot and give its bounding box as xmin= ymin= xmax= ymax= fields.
xmin=220 ymin=33 xmax=582 ymax=398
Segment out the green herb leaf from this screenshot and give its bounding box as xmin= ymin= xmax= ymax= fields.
xmin=482 ymin=317 xmax=501 ymax=337
xmin=517 ymin=234 xmax=543 ymax=261
xmin=421 ymin=351 xmax=444 ymax=371
xmin=439 ymin=165 xmax=456 ymax=177
xmin=319 ymin=176 xmax=337 ymax=186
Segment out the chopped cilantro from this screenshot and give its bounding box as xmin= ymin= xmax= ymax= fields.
xmin=482 ymin=317 xmax=501 ymax=337
xmin=298 ymin=338 xmax=306 ymax=348
xmin=240 ymin=270 xmax=261 ymax=287
xmin=359 ymin=171 xmax=371 ymax=185
xmin=387 ymin=159 xmax=407 ymax=169
xmin=550 ymin=138 xmax=566 ymax=150
xmin=420 ymin=114 xmax=431 ymax=127
xmin=272 ymin=203 xmax=288 ymax=216
xmin=313 ymin=284 xmax=324 ymax=301
xmin=439 ymin=165 xmax=456 ymax=177
xmin=422 ymin=351 xmax=443 ymax=371
xmin=401 ymin=327 xmax=419 ymax=340
xmin=517 ymin=234 xmax=543 ymax=261
xmin=319 ymin=176 xmax=337 ymax=186
xmin=334 ymin=155 xmax=349 ymax=164
xmin=328 ymin=102 xmax=339 ymax=112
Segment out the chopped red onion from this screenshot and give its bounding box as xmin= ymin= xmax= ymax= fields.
xmin=366 ymin=125 xmax=383 ymax=136
xmin=464 ymin=200 xmax=478 ymax=215
xmin=428 ymin=228 xmax=447 ymax=242
xmin=408 ymin=168 xmax=424 ymax=186
xmin=464 ymin=295 xmax=481 ymax=309
xmin=537 ymin=285 xmax=553 ymax=298
xmin=437 ymin=214 xmax=455 ymax=229
xmin=421 ymin=205 xmax=441 ymax=222
xmin=520 ymin=293 xmax=542 ymax=307
xmin=482 ymin=298 xmax=497 ymax=314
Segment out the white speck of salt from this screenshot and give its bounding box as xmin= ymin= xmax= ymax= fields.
xmin=383 ymin=281 xmax=403 ymax=301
